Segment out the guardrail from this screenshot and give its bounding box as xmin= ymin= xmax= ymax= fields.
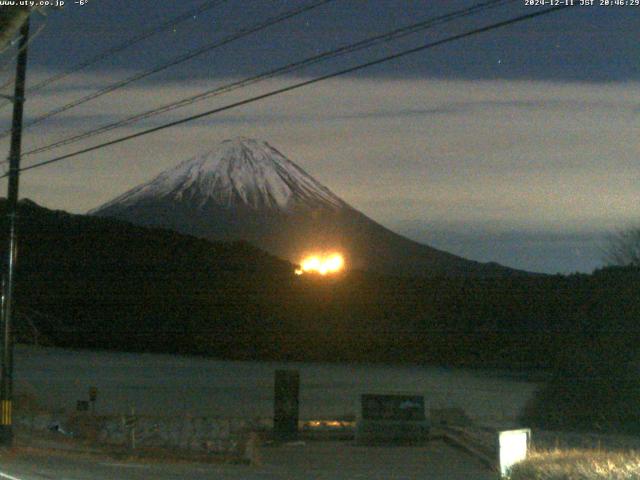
xmin=437 ymin=425 xmax=498 ymax=471
xmin=437 ymin=425 xmax=531 ymax=477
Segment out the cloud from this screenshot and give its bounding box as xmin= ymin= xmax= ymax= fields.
xmin=1 ymin=74 xmax=638 ymax=271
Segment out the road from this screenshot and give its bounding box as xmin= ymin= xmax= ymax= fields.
xmin=0 ymin=441 xmax=497 ymax=480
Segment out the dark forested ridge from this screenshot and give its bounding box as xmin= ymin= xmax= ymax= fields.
xmin=3 ymin=199 xmax=639 ymax=371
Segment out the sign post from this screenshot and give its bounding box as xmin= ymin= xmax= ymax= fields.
xmin=356 ymin=393 xmax=429 ymax=445
xmin=498 ymin=428 xmax=531 ymax=477
xmin=273 ymin=370 xmax=299 ymax=441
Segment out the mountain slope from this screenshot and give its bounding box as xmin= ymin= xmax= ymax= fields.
xmin=94 ymin=138 xmax=346 ymax=213
xmin=4 ymin=198 xmax=294 ymax=353
xmin=91 ymin=137 xmax=522 ymax=277
xmin=3 ymin=199 xmax=636 ymax=371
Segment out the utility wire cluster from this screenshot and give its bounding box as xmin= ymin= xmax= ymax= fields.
xmin=1 ymin=1 xmax=571 ymax=178
xmin=0 ymin=19 xmax=47 ymax=78
xmin=22 ymin=0 xmax=515 ymax=158
xmin=0 ymin=0 xmax=335 ymax=139
xmin=0 ymin=0 xmax=228 ymax=107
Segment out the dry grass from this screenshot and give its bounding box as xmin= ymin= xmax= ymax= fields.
xmin=509 ymin=448 xmax=640 ymax=480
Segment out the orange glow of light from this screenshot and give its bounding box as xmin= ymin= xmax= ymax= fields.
xmin=295 ymin=253 xmax=345 ymax=276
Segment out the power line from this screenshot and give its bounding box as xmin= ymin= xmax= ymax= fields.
xmin=0 ymin=0 xmax=228 ymax=110
xmin=0 ymin=77 xmax=15 ymax=93
xmin=0 ymin=19 xmax=47 ymax=77
xmin=0 ymin=9 xmax=52 ymax=91
xmin=10 ymin=5 xmax=570 ymax=178
xmin=24 ymin=0 xmax=514 ymax=157
xmin=0 ymin=33 xmax=18 ymax=58
xmin=0 ymin=0 xmax=336 ymax=140
xmin=0 ymin=37 xmax=25 ymax=94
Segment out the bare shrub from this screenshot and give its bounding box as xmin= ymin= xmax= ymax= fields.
xmin=509 ymin=449 xmax=640 ymax=480
xmin=604 ymin=228 xmax=640 ymax=267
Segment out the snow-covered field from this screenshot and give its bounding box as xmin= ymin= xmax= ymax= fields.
xmin=14 ymin=345 xmax=538 ymax=425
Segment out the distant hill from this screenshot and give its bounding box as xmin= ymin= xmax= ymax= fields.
xmin=2 ymin=199 xmax=639 ymax=370
xmin=90 ymin=137 xmax=525 ymax=278
xmin=2 ymin=198 xmax=294 ymax=354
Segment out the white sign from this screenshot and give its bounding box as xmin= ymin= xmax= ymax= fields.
xmin=498 ymin=428 xmax=531 ymax=477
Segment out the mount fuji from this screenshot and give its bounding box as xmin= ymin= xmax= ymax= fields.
xmin=90 ymin=137 xmax=519 ymax=277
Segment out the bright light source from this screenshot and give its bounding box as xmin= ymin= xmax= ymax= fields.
xmin=295 ymin=253 xmax=345 ymax=275
xmin=499 ymin=428 xmax=531 ymax=477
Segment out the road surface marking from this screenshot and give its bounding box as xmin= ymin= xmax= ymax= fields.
xmin=99 ymin=462 xmax=151 ymax=469
xmin=0 ymin=471 xmax=24 ymax=480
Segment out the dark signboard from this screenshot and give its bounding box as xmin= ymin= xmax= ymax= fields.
xmin=361 ymin=394 xmax=425 ymax=421
xmin=274 ymin=370 xmax=300 ymax=440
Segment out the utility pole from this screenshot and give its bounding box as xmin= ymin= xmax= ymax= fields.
xmin=0 ymin=15 xmax=30 ymax=447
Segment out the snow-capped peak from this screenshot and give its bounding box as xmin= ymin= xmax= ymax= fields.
xmin=91 ymin=137 xmax=347 ymax=213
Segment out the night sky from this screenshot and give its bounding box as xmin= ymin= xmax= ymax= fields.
xmin=0 ymin=0 xmax=638 ymax=274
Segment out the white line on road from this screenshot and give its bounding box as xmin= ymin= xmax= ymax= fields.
xmin=99 ymin=463 xmax=151 ymax=469
xmin=0 ymin=471 xmax=24 ymax=480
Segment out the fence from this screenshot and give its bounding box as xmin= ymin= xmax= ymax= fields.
xmin=14 ymin=409 xmax=267 ymax=459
